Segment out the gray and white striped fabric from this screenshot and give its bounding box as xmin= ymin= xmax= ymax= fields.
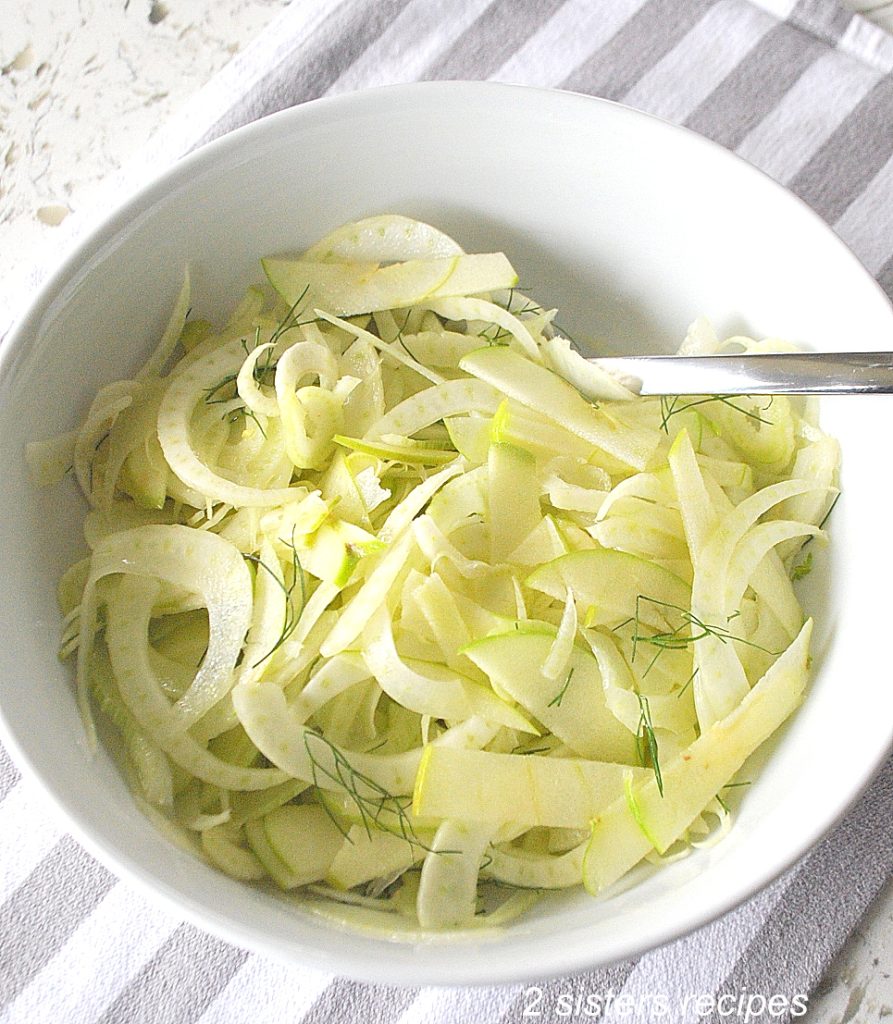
xmin=3 ymin=1 xmax=893 ymax=1021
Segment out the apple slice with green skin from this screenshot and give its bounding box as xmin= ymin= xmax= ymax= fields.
xmin=260 ymin=804 xmax=345 ymax=887
xmin=320 ymin=451 xmax=372 ymax=529
xmin=444 ymin=415 xmax=491 ymax=464
xmin=333 ymin=434 xmax=458 ymax=466
xmin=426 ymin=466 xmax=488 ymax=534
xmin=273 ymin=492 xmax=330 ymax=542
xmin=229 ymin=779 xmax=309 ymax=827
xmin=301 ymin=214 xmax=464 ymax=262
xmin=120 ymin=441 xmax=168 ymax=509
xmin=506 ymin=514 xmax=568 ymax=566
xmin=582 ymin=619 xmax=812 ymax=895
xmin=325 ymin=825 xmax=425 ymax=891
xmin=525 ymin=548 xmax=691 ymax=631
xmin=460 ymin=346 xmax=659 ymax=471
xmin=245 ymin=817 xmax=303 ymax=890
xmin=455 ymin=595 xmax=516 ymax=640
xmin=299 ymin=520 xmax=385 ymax=587
xmin=487 ymin=441 xmax=542 ymax=562
xmin=262 ymin=253 xmax=518 ymax=315
xmin=412 ymin=745 xmax=648 ymax=827
xmin=463 ymin=628 xmax=638 ymax=764
xmin=202 ymin=827 xmax=266 ymax=882
xmin=490 ymin=398 xmax=594 ymax=461
xmin=317 ymin=788 xmax=441 ymax=836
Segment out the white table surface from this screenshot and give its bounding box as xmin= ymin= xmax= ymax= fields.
xmin=2 ymin=0 xmax=891 ymax=1019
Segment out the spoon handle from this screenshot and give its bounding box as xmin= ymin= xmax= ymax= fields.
xmin=590 ymin=351 xmax=893 ymax=396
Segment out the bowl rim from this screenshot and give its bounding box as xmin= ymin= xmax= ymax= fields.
xmin=2 ymin=79 xmax=892 ymax=988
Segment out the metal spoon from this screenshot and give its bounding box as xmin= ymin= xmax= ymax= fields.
xmin=589 ymin=351 xmax=893 ymax=395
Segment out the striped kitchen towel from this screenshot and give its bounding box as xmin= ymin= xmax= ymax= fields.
xmin=2 ymin=1 xmax=893 ymax=1022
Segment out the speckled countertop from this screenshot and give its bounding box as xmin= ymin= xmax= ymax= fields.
xmin=0 ymin=0 xmax=287 ymax=322
xmin=1 ymin=1 xmax=891 ymax=1020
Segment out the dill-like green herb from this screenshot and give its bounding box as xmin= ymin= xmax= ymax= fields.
xmin=393 ymin=310 xmax=424 ymax=363
xmin=658 ymin=394 xmax=774 ymax=434
xmin=396 ymin=334 xmax=422 ymax=361
xmin=225 ymin=404 xmax=267 ymax=439
xmin=302 ymin=730 xmax=443 ymax=853
xmin=267 ymin=283 xmax=313 ymax=347
xmin=489 ymin=291 xmax=544 ymax=337
xmin=209 ymin=334 xmax=280 ymax=435
xmin=498 ymin=286 xmax=542 ymax=316
xmin=243 ymin=532 xmax=306 ymax=667
xmin=206 ymin=338 xmax=278 ymax=413
xmin=818 ymin=492 xmax=840 ymax=530
xmin=87 ymin=430 xmax=112 ymax=493
xmin=244 ymin=406 xmax=268 ymax=438
xmin=550 ymin=320 xmax=580 ymax=346
xmin=791 ymin=551 xmax=813 ymax=580
xmin=547 ymin=666 xmax=575 ymax=708
xmin=635 ymin=694 xmax=663 ymax=797
xmin=722 ymin=780 xmax=751 ymax=790
xmin=797 ymin=492 xmax=839 ymax=558
xmin=676 ymin=666 xmax=699 ymax=698
xmin=204 ymin=372 xmax=238 ymax=405
xmin=478 ymin=323 xmax=511 ymax=345
xmin=629 ymin=596 xmax=779 ymax=676
xmin=254 ymin=339 xmax=277 ymax=382
xmin=206 ymin=286 xmax=314 ymax=406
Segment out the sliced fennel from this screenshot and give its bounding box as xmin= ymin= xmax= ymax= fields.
xmin=38 ymin=214 xmax=838 ymax=933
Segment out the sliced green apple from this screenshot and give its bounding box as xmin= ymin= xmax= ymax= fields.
xmin=320 ymin=451 xmax=372 ymax=529
xmin=333 ymin=434 xmax=457 ymax=466
xmin=261 ymin=804 xmax=345 ymax=886
xmin=487 ymin=441 xmax=541 ymax=562
xmin=325 ymin=825 xmax=424 ymax=891
xmin=263 ymin=253 xmax=517 ymax=315
xmin=120 ymin=439 xmax=168 ymax=509
xmin=412 ymin=746 xmax=648 ymax=827
xmin=301 ymin=214 xmax=464 ymax=262
xmin=506 ymin=514 xmax=568 ymax=566
xmin=245 ymin=817 xmax=302 ymax=889
xmin=299 ymin=520 xmax=384 ymax=586
xmin=229 ymin=779 xmax=309 ymax=826
xmin=525 ymin=548 xmax=691 ymax=630
xmin=444 ymin=415 xmax=491 ymax=463
xmin=463 ymin=629 xmax=637 ymax=763
xmin=460 ymin=347 xmax=659 ymax=471
xmin=583 ymin=620 xmax=812 ymax=894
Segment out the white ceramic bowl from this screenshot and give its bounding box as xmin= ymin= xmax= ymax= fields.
xmin=1 ymin=82 xmax=892 ymax=987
